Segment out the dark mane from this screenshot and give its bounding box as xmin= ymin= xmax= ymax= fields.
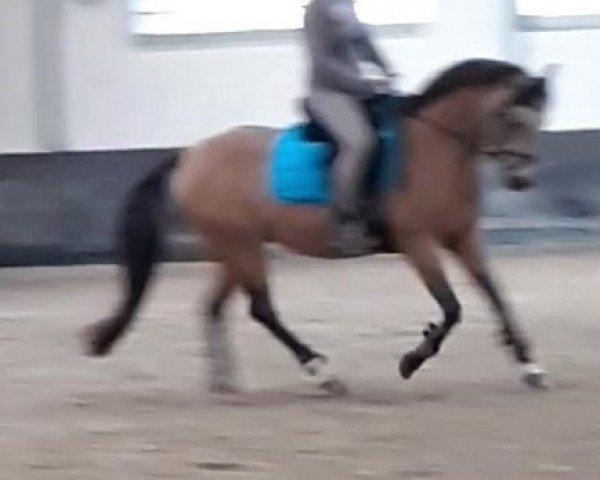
xmin=405 ymin=59 xmax=526 ymax=114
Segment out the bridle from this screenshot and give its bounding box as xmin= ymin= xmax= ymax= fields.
xmin=409 ymin=114 xmax=477 ymax=152
xmin=409 ymin=112 xmax=536 ymax=163
xmin=401 ymin=78 xmax=540 ymax=163
xmin=484 ymin=147 xmax=535 ymax=162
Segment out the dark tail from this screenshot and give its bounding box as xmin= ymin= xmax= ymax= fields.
xmin=85 ymin=154 xmax=178 ymax=356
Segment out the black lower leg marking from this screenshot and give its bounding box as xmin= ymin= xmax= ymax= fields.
xmin=400 ymin=280 xmax=462 ymax=379
xmin=474 ymin=272 xmax=531 ymax=363
xmin=420 ymin=280 xmax=462 ymax=354
xmin=248 ymin=288 xmax=316 ymax=365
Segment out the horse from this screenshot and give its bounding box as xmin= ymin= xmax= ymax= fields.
xmin=83 ymin=58 xmax=552 ymax=394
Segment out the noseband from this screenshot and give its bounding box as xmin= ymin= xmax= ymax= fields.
xmin=484 ymin=148 xmax=535 ymax=162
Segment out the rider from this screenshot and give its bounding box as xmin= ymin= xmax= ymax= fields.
xmin=303 ymin=0 xmax=396 ymax=256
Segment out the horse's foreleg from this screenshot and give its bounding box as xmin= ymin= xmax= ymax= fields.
xmin=453 ymin=230 xmax=546 ymax=388
xmin=202 ymin=264 xmax=238 ymax=394
xmin=399 ymin=235 xmax=462 ymax=380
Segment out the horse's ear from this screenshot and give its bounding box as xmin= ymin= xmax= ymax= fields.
xmin=531 ymin=76 xmax=546 ymax=92
xmin=540 ymin=63 xmax=560 ymax=82
xmin=512 ymin=73 xmax=548 ymax=107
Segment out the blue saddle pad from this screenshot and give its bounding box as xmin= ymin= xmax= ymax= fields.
xmin=268 ymin=121 xmax=401 ymax=205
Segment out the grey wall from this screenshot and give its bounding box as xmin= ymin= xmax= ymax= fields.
xmin=2 ymin=130 xmax=600 ymax=266
xmin=483 ymin=131 xmax=600 ymax=219
xmin=0 ymin=149 xmax=175 ymax=266
xmin=479 ymin=131 xmax=600 ymax=247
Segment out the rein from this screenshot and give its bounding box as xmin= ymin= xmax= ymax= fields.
xmin=407 ymin=114 xmax=534 ymax=162
xmin=377 ymin=93 xmax=535 ymax=161
xmin=409 ymin=114 xmax=477 ymax=152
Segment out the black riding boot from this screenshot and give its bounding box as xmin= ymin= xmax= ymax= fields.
xmin=330 ymin=211 xmax=377 ymax=258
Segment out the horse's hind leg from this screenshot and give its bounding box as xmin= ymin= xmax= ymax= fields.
xmin=227 ymin=240 xmax=345 ymax=394
xmin=202 ymin=264 xmax=238 ymax=394
xmin=452 ymin=230 xmax=546 ymax=388
xmin=398 ymin=235 xmax=462 ymax=380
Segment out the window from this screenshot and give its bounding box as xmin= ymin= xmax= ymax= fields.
xmin=129 ymin=0 xmax=436 ymax=36
xmin=517 ymin=0 xmax=600 ymax=17
xmin=516 ymin=0 xmax=600 ymax=30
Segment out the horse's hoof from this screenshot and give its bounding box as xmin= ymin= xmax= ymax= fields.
xmin=399 ymin=350 xmax=426 ymax=380
xmin=319 ymin=378 xmax=348 ymax=397
xmin=80 ymin=320 xmax=113 ymax=357
xmin=521 ymin=363 xmax=549 ymax=390
xmin=81 ymin=322 xmax=108 ymax=357
xmin=302 ymin=355 xmax=346 ymax=394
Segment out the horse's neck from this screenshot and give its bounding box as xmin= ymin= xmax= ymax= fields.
xmin=425 ymin=90 xmax=483 ymax=143
xmin=408 ymin=92 xmax=482 ymax=204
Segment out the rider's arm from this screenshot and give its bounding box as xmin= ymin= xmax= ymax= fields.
xmin=305 ymin=1 xmax=377 ymax=97
xmin=354 ymin=31 xmax=394 ymax=77
xmin=328 ymin=1 xmax=393 ymax=77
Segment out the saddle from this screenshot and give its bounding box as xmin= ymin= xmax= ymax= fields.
xmin=300 ymin=93 xmax=404 ymax=200
xmin=301 ymin=93 xmax=404 ymax=144
xmin=268 ymin=94 xmax=404 ymax=208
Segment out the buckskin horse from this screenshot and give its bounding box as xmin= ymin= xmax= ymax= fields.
xmin=83 ymin=59 xmax=552 ymax=394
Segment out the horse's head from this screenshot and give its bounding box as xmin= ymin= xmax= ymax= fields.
xmin=483 ymin=67 xmax=553 ymax=191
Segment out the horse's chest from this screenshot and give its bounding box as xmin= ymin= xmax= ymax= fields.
xmin=386 ymin=190 xmax=476 ymax=239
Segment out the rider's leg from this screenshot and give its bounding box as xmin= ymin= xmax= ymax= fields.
xmin=305 ymin=89 xmax=377 ymax=256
